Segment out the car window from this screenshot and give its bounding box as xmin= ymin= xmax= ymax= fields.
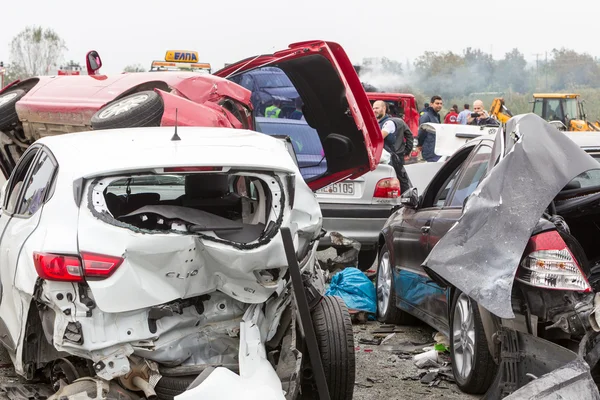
xmin=240 ymin=75 xmax=254 ymax=90
xmin=257 ymin=120 xmax=324 ymax=156
xmin=448 ymin=145 xmax=492 ymax=207
xmin=17 ymin=151 xmax=57 ymax=216
xmin=434 ymin=168 xmax=461 ymax=208
xmin=566 ymin=152 xmax=600 ymax=190
xmin=3 ymin=149 xmax=40 ymax=214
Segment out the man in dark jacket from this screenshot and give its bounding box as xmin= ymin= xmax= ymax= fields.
xmin=373 ymin=100 xmax=413 ymax=193
xmin=417 ymin=95 xmax=443 ymax=162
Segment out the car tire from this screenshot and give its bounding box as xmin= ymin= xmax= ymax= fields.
xmin=376 ymin=244 xmax=417 ymax=325
xmin=91 ymin=90 xmax=164 ymax=130
xmin=154 ymin=375 xmax=196 ymax=400
xmin=312 ymin=295 xmax=355 ymax=400
xmin=357 ymin=249 xmax=377 ymax=271
xmin=0 ymin=89 xmax=26 ymax=130
xmin=449 ymin=290 xmax=497 ymax=394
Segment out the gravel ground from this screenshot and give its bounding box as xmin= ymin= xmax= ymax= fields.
xmin=352 ymin=320 xmax=480 ymax=400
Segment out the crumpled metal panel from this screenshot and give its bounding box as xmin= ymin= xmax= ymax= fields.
xmin=424 ymin=114 xmax=600 ymax=318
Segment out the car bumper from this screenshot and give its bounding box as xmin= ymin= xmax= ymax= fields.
xmin=318 ymin=203 xmax=394 ymax=249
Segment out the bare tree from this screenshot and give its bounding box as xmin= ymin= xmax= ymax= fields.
xmin=123 ymin=64 xmax=146 ymax=73
xmin=9 ymin=26 xmax=67 ymax=78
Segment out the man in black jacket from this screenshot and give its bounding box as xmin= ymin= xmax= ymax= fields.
xmin=373 ymin=100 xmax=413 ymax=193
xmin=417 ymin=95 xmax=443 ymax=162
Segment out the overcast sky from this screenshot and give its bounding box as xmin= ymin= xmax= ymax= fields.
xmin=1 ymin=0 xmax=596 ymax=74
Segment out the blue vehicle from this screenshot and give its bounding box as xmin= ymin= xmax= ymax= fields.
xmin=229 ymin=67 xmax=299 ymax=118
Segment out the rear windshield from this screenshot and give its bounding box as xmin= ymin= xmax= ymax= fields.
xmin=255 ymin=120 xmax=324 ymax=156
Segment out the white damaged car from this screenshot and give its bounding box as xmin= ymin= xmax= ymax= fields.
xmin=0 ymin=126 xmax=372 ymax=400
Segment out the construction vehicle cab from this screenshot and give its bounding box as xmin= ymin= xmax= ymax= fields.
xmin=532 ymin=93 xmax=600 ymax=131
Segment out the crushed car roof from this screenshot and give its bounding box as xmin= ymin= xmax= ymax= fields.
xmin=423 ymin=113 xmax=600 ymax=319
xmin=36 ymin=127 xmax=300 ymax=179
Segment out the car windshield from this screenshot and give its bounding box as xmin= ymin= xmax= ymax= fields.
xmin=565 ymin=98 xmax=579 ymax=120
xmin=569 ymin=152 xmax=600 ymax=190
xmin=253 ymin=72 xmax=293 ymax=88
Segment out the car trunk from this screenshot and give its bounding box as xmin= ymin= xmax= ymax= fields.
xmin=76 ymin=169 xmax=299 ymax=313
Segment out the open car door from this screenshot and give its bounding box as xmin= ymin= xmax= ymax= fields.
xmin=214 ymin=40 xmax=383 ymax=191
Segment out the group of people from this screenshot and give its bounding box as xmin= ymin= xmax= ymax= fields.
xmin=265 ymin=98 xmax=305 ymax=120
xmin=417 ymin=97 xmax=499 ymax=162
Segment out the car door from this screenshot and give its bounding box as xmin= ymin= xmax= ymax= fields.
xmin=391 ymin=144 xmax=477 ymax=329
xmin=425 ymin=143 xmax=494 ymax=328
xmin=0 ymin=146 xmax=56 ymax=352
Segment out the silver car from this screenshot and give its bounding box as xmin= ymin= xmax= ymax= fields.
xmin=256 ymin=117 xmax=400 ymax=269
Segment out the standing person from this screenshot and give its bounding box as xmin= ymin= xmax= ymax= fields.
xmin=457 ymin=103 xmax=471 ymax=125
xmin=419 ymin=102 xmax=429 ymax=116
xmin=468 ymin=100 xmax=500 ymax=126
xmin=417 ymin=96 xmax=443 ymax=162
xmin=444 ymin=104 xmax=459 ymax=124
xmin=289 ymin=97 xmax=303 ymax=120
xmin=265 ymin=100 xmax=282 ymax=118
xmin=373 ymin=100 xmax=413 ymax=193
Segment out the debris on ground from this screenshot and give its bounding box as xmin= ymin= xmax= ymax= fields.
xmin=373 ymin=324 xmax=405 ymax=334
xmin=316 ymin=232 xmax=361 ymax=274
xmin=325 ymin=267 xmax=376 ymax=314
xmin=359 ymin=337 xmax=383 ymax=345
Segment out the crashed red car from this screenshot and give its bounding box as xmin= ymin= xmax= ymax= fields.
xmin=0 ymin=41 xmax=382 ymax=191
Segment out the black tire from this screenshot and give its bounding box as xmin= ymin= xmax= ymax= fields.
xmin=0 ymin=89 xmax=26 ymax=130
xmin=312 ymin=295 xmax=355 ymax=400
xmin=376 ymin=244 xmax=417 ymax=325
xmin=91 ymin=90 xmax=164 ymax=130
xmin=154 ymin=375 xmax=196 ymax=400
xmin=357 ymin=249 xmax=376 ymax=271
xmin=449 ymin=290 xmax=497 ymax=394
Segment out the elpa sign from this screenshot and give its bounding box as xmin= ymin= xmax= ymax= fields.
xmin=165 ymin=51 xmax=199 ymax=63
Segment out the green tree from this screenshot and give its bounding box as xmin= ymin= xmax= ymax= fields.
xmin=9 ymin=26 xmax=67 ymax=80
xmin=123 ymin=64 xmax=146 ymax=73
xmin=549 ymin=48 xmax=600 ymax=89
xmin=497 ymin=48 xmax=529 ymax=93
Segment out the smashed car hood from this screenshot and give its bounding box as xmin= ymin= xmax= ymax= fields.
xmin=423 ymin=113 xmax=600 ymax=319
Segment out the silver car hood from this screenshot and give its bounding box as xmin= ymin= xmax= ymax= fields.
xmin=423 ymin=113 xmax=600 ymax=319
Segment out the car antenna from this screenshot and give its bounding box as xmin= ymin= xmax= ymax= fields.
xmin=171 ymin=108 xmax=181 ymax=141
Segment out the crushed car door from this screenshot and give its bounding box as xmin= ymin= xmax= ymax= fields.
xmin=213 ymin=40 xmax=383 ymax=191
xmin=426 ymin=143 xmax=493 ymax=328
xmin=0 ymin=146 xmax=56 ymax=351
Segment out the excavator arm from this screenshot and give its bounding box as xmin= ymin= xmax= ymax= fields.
xmin=489 ymin=97 xmax=513 ymax=124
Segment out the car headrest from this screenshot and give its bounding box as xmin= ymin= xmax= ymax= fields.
xmin=185 ymin=174 xmax=229 ymax=198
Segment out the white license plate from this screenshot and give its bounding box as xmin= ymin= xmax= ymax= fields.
xmin=317 ymin=182 xmax=355 ymax=195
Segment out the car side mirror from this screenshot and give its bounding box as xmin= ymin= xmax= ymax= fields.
xmin=86 ymin=50 xmax=103 ymax=75
xmin=400 ymin=187 xmax=419 ymax=209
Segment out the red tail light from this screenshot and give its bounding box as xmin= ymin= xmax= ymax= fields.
xmin=516 ymin=230 xmax=591 ymax=292
xmin=34 ymin=253 xmax=83 ymax=282
xmin=373 ymin=178 xmax=400 ymax=198
xmin=33 ymin=252 xmax=124 ymax=282
xmin=164 ymin=166 xmax=222 ymax=172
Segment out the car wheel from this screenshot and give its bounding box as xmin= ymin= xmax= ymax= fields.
xmin=91 ymin=90 xmax=164 ymax=130
xmin=450 ymin=290 xmax=497 ymax=394
xmin=357 ymin=249 xmax=377 ymax=271
xmin=312 ymin=295 xmax=355 ymax=400
xmin=376 ymin=245 xmax=417 ymax=325
xmin=0 ymin=89 xmax=26 ymax=130
xmin=154 ymin=375 xmax=196 ymax=400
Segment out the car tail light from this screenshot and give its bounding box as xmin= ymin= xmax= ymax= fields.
xmin=33 ymin=252 xmax=124 ymax=282
xmin=374 ymin=178 xmax=400 ymax=198
xmin=164 ymin=166 xmax=222 ymax=172
xmin=34 ymin=253 xmax=83 ymax=282
xmin=80 ymin=252 xmax=124 ymax=278
xmin=516 ymin=230 xmax=591 ymax=292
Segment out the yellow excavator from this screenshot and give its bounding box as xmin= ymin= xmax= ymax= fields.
xmin=531 ymin=93 xmax=600 ymax=132
xmin=489 ymin=94 xmax=600 ymax=131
